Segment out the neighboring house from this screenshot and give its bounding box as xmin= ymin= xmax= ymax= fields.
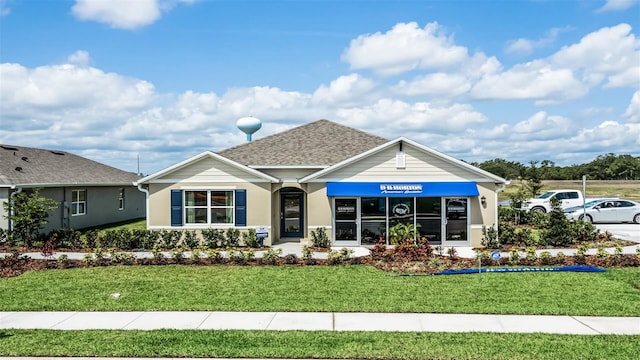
xmin=136 ymin=120 xmax=507 ymax=247
xmin=1 ymin=144 xmax=145 ymax=234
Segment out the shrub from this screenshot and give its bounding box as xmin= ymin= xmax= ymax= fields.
xmin=394 ymin=240 xmax=429 ymax=262
xmin=525 ymin=247 xmax=537 ymax=262
xmin=130 ymin=230 xmax=157 ymax=250
xmin=206 ymin=248 xmax=224 ymax=263
xmin=540 ymin=199 xmax=573 ymax=247
xmin=569 ymin=220 xmax=598 ymax=243
xmin=56 ymin=254 xmax=69 ymax=264
xmin=389 ymin=223 xmax=418 ymax=245
xmin=228 ymin=249 xmax=246 ymax=264
xmin=556 ymin=251 xmax=566 ymax=264
xmin=151 ymin=243 xmax=165 ymax=261
xmin=475 ymin=250 xmax=492 ymax=266
xmin=596 ymin=246 xmax=609 ymax=259
xmin=182 ymin=230 xmax=199 ymax=249
xmin=201 ymin=228 xmax=225 ymax=248
xmin=160 ymin=230 xmax=181 ymax=248
xmin=283 ymin=253 xmax=298 ymax=265
xmin=515 ymin=228 xmax=537 ymax=247
xmin=170 ymin=247 xmax=186 ymax=262
xmin=508 ymin=248 xmax=521 ymax=264
xmin=498 ymin=221 xmax=515 ymax=245
xmin=261 ymin=248 xmax=282 ymax=265
xmin=539 ymin=251 xmax=553 ymax=265
xmin=226 ymin=228 xmax=241 ymax=248
xmin=311 ymin=227 xmax=330 ymax=248
xmin=446 ymin=247 xmax=458 ymax=259
xmin=83 ymin=229 xmax=99 ymax=249
xmin=481 ymin=225 xmax=499 ymax=248
xmin=243 ymin=249 xmax=256 ymax=262
xmin=327 ymin=248 xmax=354 ymax=265
xmin=242 ymin=228 xmax=260 ymax=248
xmin=301 ymin=245 xmax=315 ymax=263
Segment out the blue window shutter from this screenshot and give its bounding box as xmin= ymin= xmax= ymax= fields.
xmin=171 ymin=190 xmax=183 ymax=226
xmin=235 ymin=189 xmax=246 ymax=226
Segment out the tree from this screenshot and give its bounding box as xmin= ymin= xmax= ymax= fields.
xmin=524 ymin=161 xmax=543 ymax=197
xmin=3 ymin=189 xmax=59 ymax=247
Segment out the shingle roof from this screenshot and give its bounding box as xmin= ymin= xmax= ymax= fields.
xmin=0 ymin=144 xmax=141 ymax=186
xmin=218 ymin=119 xmax=389 ymax=167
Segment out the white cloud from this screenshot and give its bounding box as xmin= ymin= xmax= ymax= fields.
xmin=67 ymin=50 xmax=91 ymax=67
xmin=393 ymin=73 xmax=471 ymax=96
xmin=312 ymin=74 xmax=375 ymax=105
xmin=470 ymin=61 xmax=588 ymax=104
xmin=71 ymin=0 xmax=194 ymax=29
xmin=510 ymin=111 xmax=573 ymax=140
xmin=596 ymin=0 xmax=639 ymax=12
xmin=341 ymin=22 xmax=469 ymax=76
xmin=505 ymin=27 xmax=571 ymax=55
xmin=624 ymin=90 xmax=640 ymax=122
xmin=550 ymin=23 xmax=639 ymax=87
xmin=335 ymin=99 xmax=487 ymax=134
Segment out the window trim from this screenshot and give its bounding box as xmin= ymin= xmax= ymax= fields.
xmin=71 ymin=189 xmax=86 ymax=216
xmin=183 ymin=189 xmax=235 ymax=226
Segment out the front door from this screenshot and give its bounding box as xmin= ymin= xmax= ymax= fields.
xmin=443 ymin=197 xmax=469 ymax=245
xmin=281 ymin=191 xmax=304 ymax=238
xmin=334 ymin=198 xmax=358 ymax=245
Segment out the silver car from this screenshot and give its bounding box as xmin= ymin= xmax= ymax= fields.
xmin=564 ymin=199 xmax=640 ymax=224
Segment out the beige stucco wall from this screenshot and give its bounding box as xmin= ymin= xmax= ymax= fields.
xmin=147 ymin=181 xmax=273 ymax=244
xmin=0 ymin=188 xmax=8 ymax=230
xmin=306 ymin=182 xmax=333 ymax=243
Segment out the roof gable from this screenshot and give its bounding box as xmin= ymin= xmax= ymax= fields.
xmin=299 ymin=138 xmax=507 ymax=184
xmin=0 ymin=144 xmax=141 ymax=187
xmin=136 ymin=151 xmax=279 ymax=184
xmin=218 ymin=119 xmax=388 ymax=167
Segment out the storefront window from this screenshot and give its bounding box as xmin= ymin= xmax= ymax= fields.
xmin=416 ymin=197 xmax=441 ymax=244
xmin=361 ymin=197 xmax=386 ymax=245
xmin=335 ymin=198 xmax=357 ymax=241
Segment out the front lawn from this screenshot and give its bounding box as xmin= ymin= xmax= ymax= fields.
xmin=1 ymin=265 xmax=638 ymax=316
xmin=1 ymin=329 xmax=638 ymax=360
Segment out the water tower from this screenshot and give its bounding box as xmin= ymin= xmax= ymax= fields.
xmin=236 ymin=116 xmax=262 ymax=142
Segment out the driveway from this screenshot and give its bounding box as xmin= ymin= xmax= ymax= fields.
xmin=596 ymin=223 xmax=640 ymax=243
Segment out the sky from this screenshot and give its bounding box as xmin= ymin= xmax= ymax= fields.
xmin=1 ymin=0 xmax=639 ymax=175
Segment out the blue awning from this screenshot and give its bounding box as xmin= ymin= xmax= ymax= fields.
xmin=326 ymin=182 xmax=479 ymax=197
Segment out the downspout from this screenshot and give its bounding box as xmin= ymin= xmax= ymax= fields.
xmin=494 ymin=181 xmax=510 ymax=245
xmin=136 ymin=183 xmax=150 ymax=229
xmin=8 ymin=186 xmax=23 ymax=235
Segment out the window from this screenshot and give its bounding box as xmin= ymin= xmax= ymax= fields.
xmin=118 ymin=188 xmax=125 ymax=210
xmin=184 ymin=190 xmax=234 ymax=225
xmin=71 ymin=190 xmax=86 ymax=216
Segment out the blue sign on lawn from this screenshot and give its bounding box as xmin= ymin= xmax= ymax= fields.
xmin=491 ymin=251 xmax=501 ymax=261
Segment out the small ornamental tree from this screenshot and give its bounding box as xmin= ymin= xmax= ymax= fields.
xmin=540 ymin=197 xmax=573 ymax=247
xmin=3 ymin=189 xmax=59 ymax=247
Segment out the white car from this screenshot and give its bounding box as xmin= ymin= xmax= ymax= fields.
xmin=564 ymin=199 xmax=640 ymax=224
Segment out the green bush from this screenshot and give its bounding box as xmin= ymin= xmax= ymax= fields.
xmin=311 ymin=227 xmax=330 ymax=248
xmin=498 ymin=221 xmax=515 ymax=245
xmin=481 ymin=225 xmax=499 ymax=248
xmin=242 ymin=228 xmax=260 ymax=248
xmin=261 ymin=248 xmax=282 ymax=265
xmin=182 ymin=230 xmax=199 ymax=249
xmin=327 ymin=248 xmax=354 ymax=264
xmin=515 ymin=227 xmax=537 ymax=247
xmin=201 ymin=228 xmax=225 ymax=248
xmin=226 ymin=228 xmax=241 ymax=247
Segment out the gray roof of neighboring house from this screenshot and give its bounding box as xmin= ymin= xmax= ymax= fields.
xmin=0 ymin=144 xmax=141 ymax=187
xmin=218 ymin=119 xmax=389 ymax=167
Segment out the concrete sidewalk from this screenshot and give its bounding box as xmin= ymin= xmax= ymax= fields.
xmin=0 ymin=311 xmax=638 ymax=335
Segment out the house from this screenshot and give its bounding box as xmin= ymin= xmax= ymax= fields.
xmin=135 ymin=120 xmax=507 ymax=247
xmin=0 ymin=144 xmax=145 ymax=233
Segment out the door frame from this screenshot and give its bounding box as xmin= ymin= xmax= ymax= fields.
xmin=280 ymin=189 xmax=304 ymax=238
xmin=442 ymin=197 xmax=470 ymax=246
xmin=332 ymin=197 xmax=360 ymax=246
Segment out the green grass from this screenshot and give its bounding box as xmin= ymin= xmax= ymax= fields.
xmin=1 ymin=265 xmax=639 ymax=315
xmin=501 ymin=180 xmax=640 ymax=202
xmin=0 ymin=329 xmax=638 ymax=359
xmin=78 ymin=217 xmax=146 ymax=233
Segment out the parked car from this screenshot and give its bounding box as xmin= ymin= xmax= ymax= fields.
xmin=564 ymin=199 xmax=640 ymax=224
xmin=521 ymin=189 xmax=584 ymax=213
